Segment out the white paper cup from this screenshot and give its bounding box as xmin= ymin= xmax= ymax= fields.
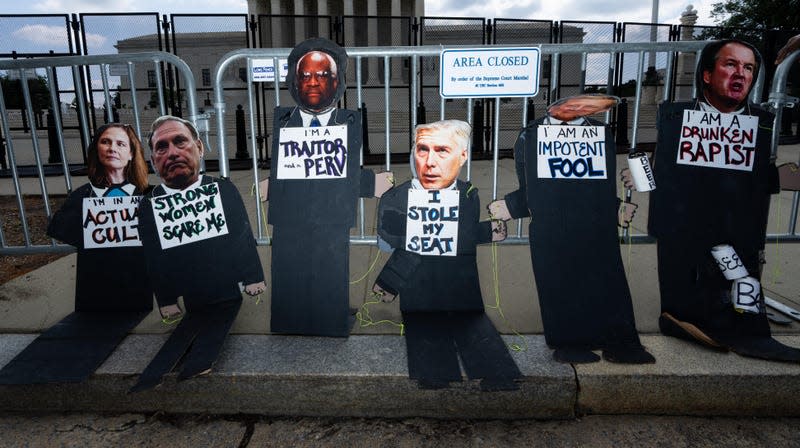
xmin=731 ymin=276 xmax=763 ymax=314
xmin=627 ymin=152 xmax=656 ymax=192
xmin=711 ymin=244 xmax=749 ymax=280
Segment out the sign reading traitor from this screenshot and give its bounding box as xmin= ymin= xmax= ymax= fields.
xmin=82 ymin=196 xmax=142 ymax=249
xmin=406 ymin=189 xmax=459 ymax=256
xmin=677 ymin=110 xmax=758 ymax=172
xmin=152 ymin=182 xmax=229 ymax=249
xmin=440 ymin=47 xmax=540 ymax=98
xmin=277 ymin=125 xmax=348 ymax=179
xmin=537 ymin=125 xmax=607 ymax=179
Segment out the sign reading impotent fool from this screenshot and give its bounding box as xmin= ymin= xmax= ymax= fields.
xmin=152 ymin=182 xmax=228 ymax=249
xmin=677 ymin=110 xmax=758 ymax=171
xmin=82 ymin=196 xmax=142 ymax=249
xmin=405 ymin=189 xmax=459 ymax=256
xmin=537 ymin=125 xmax=607 ymax=179
xmin=277 ymin=125 xmax=348 ymax=179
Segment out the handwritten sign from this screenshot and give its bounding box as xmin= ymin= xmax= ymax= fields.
xmin=82 ymin=196 xmax=142 ymax=249
xmin=440 ymin=47 xmax=540 ymax=98
xmin=152 ymin=182 xmax=228 ymax=249
xmin=536 ymin=125 xmax=607 ymax=179
xmin=677 ymin=110 xmax=758 ymax=171
xmin=277 ymin=125 xmax=348 ymax=180
xmin=405 ymin=189 xmax=459 ymax=256
xmin=251 ymin=58 xmax=288 ymax=82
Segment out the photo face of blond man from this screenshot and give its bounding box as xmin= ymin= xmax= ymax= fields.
xmin=414 ymin=128 xmax=467 ymax=190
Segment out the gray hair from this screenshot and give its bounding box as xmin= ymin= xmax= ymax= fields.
xmin=414 ymin=119 xmax=472 ymax=151
xmin=147 ymin=115 xmax=200 ymax=149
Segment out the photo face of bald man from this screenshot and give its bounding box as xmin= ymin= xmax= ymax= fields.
xmin=547 ymin=95 xmax=618 ymax=122
xmin=296 ymin=51 xmax=339 ymax=112
xmin=414 ymin=128 xmax=467 ymax=190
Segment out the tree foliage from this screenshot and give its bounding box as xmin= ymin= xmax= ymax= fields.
xmin=1 ymin=75 xmax=52 ymax=112
xmin=709 ymin=0 xmax=800 ymax=31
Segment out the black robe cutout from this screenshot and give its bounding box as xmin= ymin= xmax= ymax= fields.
xmin=375 ymin=180 xmax=521 ymax=390
xmin=132 ymin=176 xmax=264 ymax=391
xmin=649 ymin=100 xmax=800 ymax=361
xmin=268 ymin=107 xmax=375 ymax=337
xmin=0 ymin=182 xmax=152 ymax=385
xmin=504 ymin=118 xmax=652 ymax=362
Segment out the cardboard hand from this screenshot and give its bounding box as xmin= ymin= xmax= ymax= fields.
xmin=618 ymin=201 xmax=638 ymax=228
xmin=779 ymin=162 xmax=800 ymax=191
xmin=258 ymin=179 xmax=269 ymax=202
xmin=372 ymin=283 xmax=396 ymax=303
xmin=487 ymin=200 xmax=512 ymax=221
xmin=374 ymin=171 xmax=395 ymax=198
xmin=244 ymin=281 xmax=267 ymax=296
xmin=491 ymin=220 xmax=507 ymax=242
xmin=619 ymin=168 xmax=635 ymax=190
xmin=159 ymin=304 xmax=183 ymax=323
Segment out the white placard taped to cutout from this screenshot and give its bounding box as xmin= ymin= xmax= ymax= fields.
xmin=277 ymin=125 xmax=348 ymax=180
xmin=405 ymin=189 xmax=459 ymax=256
xmin=536 ymin=125 xmax=607 ymax=179
xmin=82 ymin=196 xmax=142 ymax=249
xmin=677 ymin=110 xmax=758 ymax=171
xmin=152 ymin=182 xmax=228 ymax=249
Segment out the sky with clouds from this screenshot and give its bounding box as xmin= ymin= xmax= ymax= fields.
xmin=4 ymin=0 xmax=720 ymax=25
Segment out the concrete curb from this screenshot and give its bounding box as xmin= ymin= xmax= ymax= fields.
xmin=1 ymin=334 xmax=799 ymax=418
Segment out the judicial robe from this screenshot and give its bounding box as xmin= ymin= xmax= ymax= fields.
xmin=268 ymin=106 xmax=375 ymax=337
xmin=504 ymin=117 xmax=648 ymax=357
xmin=375 ymin=180 xmax=521 ymax=390
xmin=0 ymin=182 xmax=152 ymax=384
xmin=649 ymin=100 xmax=800 ymax=361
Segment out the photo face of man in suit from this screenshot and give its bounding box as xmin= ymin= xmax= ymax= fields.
xmin=296 ymin=51 xmax=339 ymax=113
xmin=414 ymin=125 xmax=468 ymax=190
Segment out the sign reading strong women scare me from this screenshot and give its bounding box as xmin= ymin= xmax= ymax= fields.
xmin=537 ymin=125 xmax=607 ymax=179
xmin=152 ymin=182 xmax=229 ymax=249
xmin=406 ymin=189 xmax=459 ymax=256
xmin=278 ymin=125 xmax=348 ymax=179
xmin=82 ymin=196 xmax=142 ymax=249
xmin=677 ymin=110 xmax=758 ymax=171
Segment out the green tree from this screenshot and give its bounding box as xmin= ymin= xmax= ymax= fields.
xmin=1 ymin=75 xmax=52 ymax=112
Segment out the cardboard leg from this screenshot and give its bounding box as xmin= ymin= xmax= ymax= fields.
xmin=403 ymin=313 xmax=461 ymax=389
xmin=451 ymin=312 xmax=520 ymax=391
xmin=129 ymin=314 xmax=201 ymax=393
xmin=178 ymin=300 xmax=241 ymax=381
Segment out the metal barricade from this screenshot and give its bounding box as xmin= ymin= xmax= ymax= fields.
xmin=0 ymin=51 xmax=197 ymax=255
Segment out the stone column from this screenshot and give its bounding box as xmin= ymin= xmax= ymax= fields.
xmin=344 ymin=0 xmax=356 ymax=85
xmin=367 ymin=0 xmax=379 ymax=84
xmin=318 ymin=0 xmax=330 ymax=38
xmin=294 ymin=0 xmax=306 ymax=43
xmin=391 ymin=0 xmax=403 ymax=82
xmin=270 ymin=0 xmax=283 ymax=47
xmin=676 ymin=4 xmax=698 ymax=100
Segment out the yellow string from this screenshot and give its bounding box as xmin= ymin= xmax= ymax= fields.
xmin=485 ymin=242 xmax=527 ymax=352
xmin=161 ymin=315 xmax=182 ymax=325
xmin=350 ymin=250 xmax=382 ymax=284
xmin=356 ymin=293 xmax=405 ymax=335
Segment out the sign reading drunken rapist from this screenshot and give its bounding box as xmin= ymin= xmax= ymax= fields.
xmin=406 ymin=189 xmax=459 ymax=256
xmin=277 ymin=125 xmax=348 ymax=179
xmin=677 ymin=110 xmax=758 ymax=171
xmin=537 ymin=125 xmax=607 ymax=179
xmin=152 ymin=182 xmax=228 ymax=249
xmin=440 ymin=47 xmax=541 ymax=98
xmin=82 ymin=196 xmax=142 ymax=249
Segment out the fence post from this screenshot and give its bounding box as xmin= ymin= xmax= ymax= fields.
xmin=361 ymin=102 xmax=370 ymax=155
xmin=47 ymin=108 xmax=61 ymax=163
xmin=416 ymin=101 xmax=426 ymax=125
xmin=615 ymin=98 xmax=630 ymax=148
xmin=235 ymin=104 xmax=248 ymax=159
xmin=472 ymin=100 xmax=484 ymax=153
xmin=526 ymin=98 xmax=536 ymax=124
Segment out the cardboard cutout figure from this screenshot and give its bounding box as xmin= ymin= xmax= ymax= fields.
xmin=489 ymin=95 xmax=654 ymax=364
xmin=131 ymin=116 xmax=265 ymax=392
xmin=646 ymin=40 xmax=800 ymax=361
xmin=265 ymin=37 xmax=392 ymax=337
xmin=0 ymin=124 xmax=153 ymax=384
xmin=373 ymin=120 xmax=520 ymax=390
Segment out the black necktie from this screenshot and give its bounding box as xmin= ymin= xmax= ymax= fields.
xmin=310 ymin=116 xmax=321 ymax=127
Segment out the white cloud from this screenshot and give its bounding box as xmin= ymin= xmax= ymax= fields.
xmin=12 ymin=24 xmax=107 ymax=48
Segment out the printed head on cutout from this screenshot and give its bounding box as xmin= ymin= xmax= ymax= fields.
xmin=413 ymin=120 xmax=471 ymax=190
xmin=287 ymin=38 xmax=347 ymax=114
xmin=87 ymin=123 xmax=149 ymax=192
xmin=696 ymin=39 xmax=760 ymax=113
xmin=546 ymin=94 xmax=619 ymax=122
xmin=148 ymin=115 xmax=204 ymax=190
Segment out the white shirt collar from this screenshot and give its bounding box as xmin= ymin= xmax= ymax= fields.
xmin=700 ymin=96 xmax=745 ymax=115
xmin=299 ymin=108 xmax=335 ymax=127
xmin=411 ymin=178 xmax=457 ymax=191
xmin=161 ymin=176 xmax=204 ymax=195
xmin=544 ymin=115 xmax=588 ymax=125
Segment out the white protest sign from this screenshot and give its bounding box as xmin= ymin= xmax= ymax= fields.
xmin=277 ymin=125 xmax=348 ymax=180
xmin=251 ymin=58 xmax=288 ymax=82
xmin=81 ymin=196 xmax=142 ymax=249
xmin=676 ymin=110 xmax=758 ymax=171
xmin=536 ymin=125 xmax=607 ymax=179
xmin=440 ymin=47 xmax=540 ymax=98
xmin=405 ymin=189 xmax=459 ymax=256
xmin=151 ymin=182 xmax=228 ymax=249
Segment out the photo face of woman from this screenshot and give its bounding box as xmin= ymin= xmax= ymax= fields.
xmin=97 ymin=127 xmax=132 ymax=172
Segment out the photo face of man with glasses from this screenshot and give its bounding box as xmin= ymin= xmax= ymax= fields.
xmin=296 ymin=50 xmax=339 ymax=113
